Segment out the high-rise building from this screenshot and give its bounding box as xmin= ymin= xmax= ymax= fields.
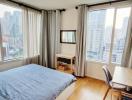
xmin=87 ymin=10 xmax=106 ymax=60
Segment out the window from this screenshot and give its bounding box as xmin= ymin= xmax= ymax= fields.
xmin=0 ymin=4 xmax=23 ymax=61
xmin=86 ymin=9 xmax=114 ymax=63
xmin=112 ymin=8 xmax=131 ymax=64
xmin=86 ymin=7 xmax=131 ymax=64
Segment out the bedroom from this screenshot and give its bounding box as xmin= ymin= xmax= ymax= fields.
xmin=0 ymin=0 xmax=132 ymax=100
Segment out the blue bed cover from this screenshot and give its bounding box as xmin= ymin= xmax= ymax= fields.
xmin=0 ymin=64 xmax=76 ymax=100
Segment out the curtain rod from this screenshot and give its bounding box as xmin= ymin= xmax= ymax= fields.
xmin=75 ymin=0 xmax=127 ymax=9
xmin=60 ymin=9 xmax=66 ymax=12
xmin=6 ymin=0 xmax=66 ymax=12
xmin=87 ymin=0 xmax=127 ymax=7
xmin=6 ymin=0 xmax=42 ymax=12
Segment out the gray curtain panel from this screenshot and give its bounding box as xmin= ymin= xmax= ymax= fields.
xmin=75 ymin=5 xmax=87 ymax=77
xmin=39 ymin=10 xmax=48 ymax=66
xmin=121 ymin=10 xmax=132 ymax=68
xmin=55 ymin=11 xmax=61 ymax=54
xmin=40 ymin=10 xmax=61 ymax=68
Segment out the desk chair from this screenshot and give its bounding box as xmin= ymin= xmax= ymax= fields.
xmin=102 ymin=65 xmax=126 ymax=100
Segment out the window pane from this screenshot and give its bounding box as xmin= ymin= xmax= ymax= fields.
xmin=0 ymin=24 xmax=2 ymax=61
xmin=86 ymin=9 xmax=114 ymax=62
xmin=0 ymin=4 xmax=23 ymax=60
xmin=112 ymin=7 xmax=131 ymax=64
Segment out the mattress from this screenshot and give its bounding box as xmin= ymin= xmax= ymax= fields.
xmin=0 ymin=64 xmax=76 ymax=100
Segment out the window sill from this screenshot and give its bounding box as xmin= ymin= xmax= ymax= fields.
xmin=86 ymin=59 xmax=121 ymax=66
xmin=86 ymin=59 xmax=108 ymax=64
xmin=0 ymin=58 xmax=24 ymax=65
xmin=111 ymin=62 xmax=121 ymax=66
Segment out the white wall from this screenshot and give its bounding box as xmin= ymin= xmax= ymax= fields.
xmin=61 ymin=8 xmax=116 ymax=81
xmin=0 ymin=60 xmax=25 ymax=72
xmin=85 ymin=61 xmax=115 ymax=80
xmin=61 ymin=8 xmax=78 ymax=55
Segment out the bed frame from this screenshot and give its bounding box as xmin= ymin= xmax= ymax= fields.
xmin=56 ymin=82 xmax=75 ymax=100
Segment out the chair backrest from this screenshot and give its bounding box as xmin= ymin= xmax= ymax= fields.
xmin=102 ymin=65 xmax=112 ymax=86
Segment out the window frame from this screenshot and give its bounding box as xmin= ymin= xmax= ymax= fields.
xmin=60 ymin=30 xmax=76 ymax=44
xmin=110 ymin=6 xmax=131 ymax=65
xmin=86 ymin=5 xmax=132 ymax=65
xmin=0 ymin=23 xmax=3 ymax=61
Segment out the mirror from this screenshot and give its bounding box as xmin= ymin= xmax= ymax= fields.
xmin=60 ymin=30 xmax=76 ymax=44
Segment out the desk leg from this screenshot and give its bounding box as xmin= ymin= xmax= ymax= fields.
xmin=126 ymin=86 xmax=131 ymax=91
xmin=111 ymin=89 xmax=121 ymax=100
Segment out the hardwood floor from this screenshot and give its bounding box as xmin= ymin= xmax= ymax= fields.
xmin=68 ymin=77 xmax=117 ymax=100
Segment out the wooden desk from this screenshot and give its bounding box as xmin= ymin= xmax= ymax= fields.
xmin=112 ymin=66 xmax=132 ymax=87
xmin=112 ymin=66 xmax=132 ymax=99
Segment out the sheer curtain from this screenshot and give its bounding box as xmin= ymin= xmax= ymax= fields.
xmin=121 ymin=9 xmax=132 ymax=68
xmin=40 ymin=10 xmax=61 ymax=68
xmin=22 ymin=7 xmax=41 ymax=64
xmin=75 ymin=5 xmax=87 ymax=77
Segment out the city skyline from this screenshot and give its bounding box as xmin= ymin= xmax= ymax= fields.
xmin=0 ymin=8 xmax=23 ymax=60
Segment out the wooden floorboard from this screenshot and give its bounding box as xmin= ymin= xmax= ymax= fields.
xmin=68 ymin=77 xmax=112 ymax=100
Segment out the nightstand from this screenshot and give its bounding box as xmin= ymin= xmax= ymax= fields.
xmin=55 ymin=54 xmax=75 ymax=74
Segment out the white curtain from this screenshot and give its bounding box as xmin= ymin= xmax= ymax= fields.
xmin=121 ymin=8 xmax=132 ymax=68
xmin=22 ymin=7 xmax=41 ymax=64
xmin=75 ymin=5 xmax=87 ymax=77
xmin=40 ymin=10 xmax=61 ymax=68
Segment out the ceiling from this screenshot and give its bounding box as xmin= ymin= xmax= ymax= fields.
xmin=14 ymin=0 xmax=112 ymax=10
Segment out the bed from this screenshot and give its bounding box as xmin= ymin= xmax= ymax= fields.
xmin=0 ymin=64 xmax=76 ymax=100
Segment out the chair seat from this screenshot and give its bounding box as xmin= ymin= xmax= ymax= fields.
xmin=110 ymin=81 xmax=126 ymax=90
